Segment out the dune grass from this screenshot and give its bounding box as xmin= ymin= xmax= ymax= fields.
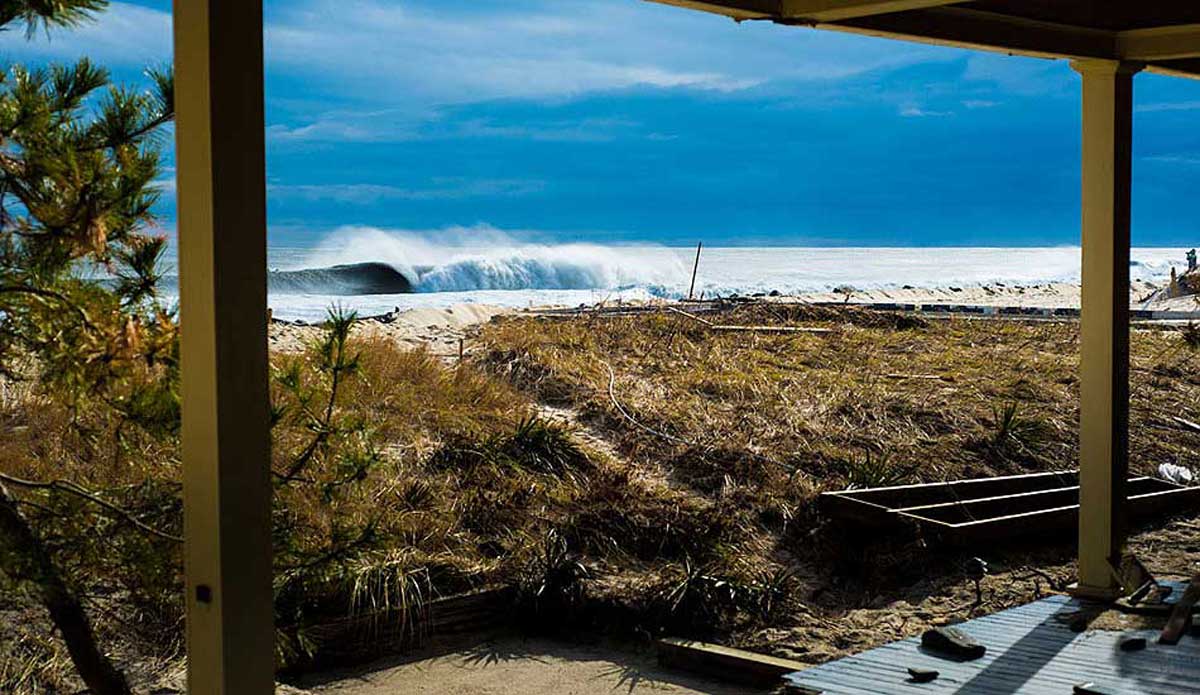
xmin=478 ymin=304 xmax=1199 ymax=494
xmin=0 ymin=327 xmax=737 ymax=689
xmin=4 ymin=305 xmax=1199 ymax=689
xmin=474 ymin=303 xmax=1200 ymax=650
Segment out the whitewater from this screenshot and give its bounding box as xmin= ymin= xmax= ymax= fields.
xmin=158 ymin=228 xmax=1190 ymax=322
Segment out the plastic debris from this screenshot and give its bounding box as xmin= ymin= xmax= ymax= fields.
xmin=1158 ymin=463 xmax=1194 ymax=486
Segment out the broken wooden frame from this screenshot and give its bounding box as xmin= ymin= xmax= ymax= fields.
xmin=821 ymin=470 xmax=1200 ymax=544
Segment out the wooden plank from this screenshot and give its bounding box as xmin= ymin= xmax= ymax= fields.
xmin=821 ymin=470 xmax=1081 ymax=516
xmin=657 ymin=637 xmax=805 ymax=688
xmin=906 ymin=486 xmax=1200 ymax=545
xmin=1159 ymin=576 xmax=1200 ymax=644
xmin=825 ymin=469 xmax=1198 ymax=545
xmin=710 ymin=324 xmax=832 ymax=334
xmin=300 ymin=587 xmax=514 ymax=667
xmin=895 ymin=478 xmax=1164 ymax=523
xmin=820 ymin=492 xmax=898 ymax=526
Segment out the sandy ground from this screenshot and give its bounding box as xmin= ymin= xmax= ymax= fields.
xmin=270 ymin=304 xmax=511 ymax=354
xmin=267 ymin=282 xmax=1198 ymax=355
xmin=296 ymin=638 xmax=758 ymax=695
xmin=792 ymin=279 xmax=1189 ymax=310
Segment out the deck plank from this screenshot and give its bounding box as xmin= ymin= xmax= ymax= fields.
xmin=783 ymin=586 xmax=1200 ymax=694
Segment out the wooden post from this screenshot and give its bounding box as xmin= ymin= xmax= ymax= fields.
xmin=175 ymin=0 xmax=275 ymax=691
xmin=688 ymin=242 xmax=703 ymax=301
xmin=1070 ymin=59 xmax=1141 ymax=601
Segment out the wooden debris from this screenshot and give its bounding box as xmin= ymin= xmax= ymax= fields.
xmin=710 ymin=324 xmax=831 ymax=334
xmin=664 ymin=305 xmax=713 ymax=325
xmin=663 ymin=305 xmax=831 ymax=334
xmin=921 ymin=626 xmax=986 ymax=660
xmin=1172 ymin=416 xmax=1200 ymax=434
xmin=823 ymin=471 xmax=1200 ymax=544
xmin=657 ymin=637 xmax=808 ymax=688
xmin=884 ymin=373 xmax=954 ymax=382
xmin=1159 ymin=575 xmax=1200 ymax=645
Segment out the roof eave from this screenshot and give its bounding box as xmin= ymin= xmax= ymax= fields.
xmin=644 ymin=1 xmax=1200 ymax=80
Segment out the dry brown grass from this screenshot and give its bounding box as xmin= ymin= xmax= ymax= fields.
xmin=474 ymin=303 xmax=1200 ymax=652
xmin=0 ymin=329 xmax=731 ymax=687
xmin=478 ymin=304 xmax=1200 ymax=495
xmin=5 ymin=306 xmax=1200 ymax=688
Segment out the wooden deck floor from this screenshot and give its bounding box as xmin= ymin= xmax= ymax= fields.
xmin=783 ymin=585 xmax=1200 ymax=694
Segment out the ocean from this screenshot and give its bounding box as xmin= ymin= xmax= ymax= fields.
xmin=159 ymin=228 xmax=1190 ymax=322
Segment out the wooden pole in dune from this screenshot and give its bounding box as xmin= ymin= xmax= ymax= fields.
xmin=688 ymin=242 xmax=703 ymax=301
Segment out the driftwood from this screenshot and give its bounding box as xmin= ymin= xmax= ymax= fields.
xmin=663 ymin=305 xmax=831 ymax=334
xmin=603 ymin=362 xmax=692 ymax=446
xmin=1159 ymin=574 xmax=1200 ymax=644
xmin=884 ymin=373 xmax=955 ymax=382
xmin=711 ymin=325 xmax=831 ymax=334
xmin=1172 ymin=416 xmax=1200 ymax=434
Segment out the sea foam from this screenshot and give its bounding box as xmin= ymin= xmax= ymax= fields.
xmin=302 ymin=225 xmax=684 ymax=293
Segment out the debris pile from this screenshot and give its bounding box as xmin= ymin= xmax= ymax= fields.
xmin=1161 ymin=248 xmax=1200 ymax=299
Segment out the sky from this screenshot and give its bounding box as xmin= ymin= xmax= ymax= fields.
xmin=3 ymin=0 xmax=1200 ymax=247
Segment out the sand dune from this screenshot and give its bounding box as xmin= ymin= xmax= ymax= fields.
xmin=268 ymin=280 xmax=1198 ymax=354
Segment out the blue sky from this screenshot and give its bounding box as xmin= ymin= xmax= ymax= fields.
xmin=4 ymin=0 xmax=1200 ymax=247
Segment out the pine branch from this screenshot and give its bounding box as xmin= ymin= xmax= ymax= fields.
xmin=0 ymin=284 xmax=97 ymax=330
xmin=0 ymin=472 xmax=182 ymax=543
xmin=0 ymin=0 xmax=109 ymax=37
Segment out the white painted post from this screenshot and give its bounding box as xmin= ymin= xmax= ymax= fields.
xmin=1071 ymin=59 xmax=1141 ymax=601
xmin=175 ymin=0 xmax=275 ymax=690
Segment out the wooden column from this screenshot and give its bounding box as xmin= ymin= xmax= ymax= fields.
xmin=1071 ymin=59 xmax=1141 ymax=600
xmin=175 ymin=0 xmax=274 ymax=691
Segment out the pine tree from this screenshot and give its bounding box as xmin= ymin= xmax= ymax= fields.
xmin=0 ymin=2 xmax=175 ymax=693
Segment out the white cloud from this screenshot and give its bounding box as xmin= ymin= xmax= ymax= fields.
xmin=1143 ymin=154 xmax=1200 ymax=166
xmin=900 ymin=105 xmax=952 ymax=117
xmin=0 ymin=2 xmax=170 ymax=65
xmin=262 ymin=0 xmax=945 ymax=105
xmin=452 ymin=117 xmax=639 ymax=143
xmin=268 ymin=178 xmax=546 ymax=202
xmin=1137 ymin=100 xmax=1200 ymax=113
xmin=267 ymin=116 xmax=403 ymax=143
xmin=7 ymin=0 xmax=1041 ymax=147
xmin=268 ymin=108 xmax=651 ymax=144
xmin=961 ymin=53 xmax=1073 ymax=96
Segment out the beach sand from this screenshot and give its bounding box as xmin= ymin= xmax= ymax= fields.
xmin=270 ymin=303 xmax=510 ymax=354
xmin=268 ymin=280 xmax=1198 ymax=354
xmin=788 ymin=279 xmax=1179 ymax=310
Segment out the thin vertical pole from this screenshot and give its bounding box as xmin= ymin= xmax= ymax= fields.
xmin=175 ymin=0 xmax=274 ymax=691
xmin=1071 ymin=59 xmax=1140 ymax=600
xmin=688 ymin=242 xmax=703 ymax=301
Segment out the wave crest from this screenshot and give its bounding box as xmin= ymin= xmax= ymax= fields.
xmin=297 ymin=226 xmax=683 ymax=294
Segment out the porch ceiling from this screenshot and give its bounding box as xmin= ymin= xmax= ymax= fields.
xmin=646 ymin=1 xmax=1200 ymax=79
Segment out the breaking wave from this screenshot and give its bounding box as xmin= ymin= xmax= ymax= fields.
xmin=271 ymin=226 xmax=684 ymax=295
xmin=269 ymin=262 xmax=417 ymax=295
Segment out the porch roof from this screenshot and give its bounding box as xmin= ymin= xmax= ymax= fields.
xmin=646 ymin=1 xmax=1200 ymax=79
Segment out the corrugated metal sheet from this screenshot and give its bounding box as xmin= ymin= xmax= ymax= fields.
xmin=784 ymin=586 xmax=1200 ymax=694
